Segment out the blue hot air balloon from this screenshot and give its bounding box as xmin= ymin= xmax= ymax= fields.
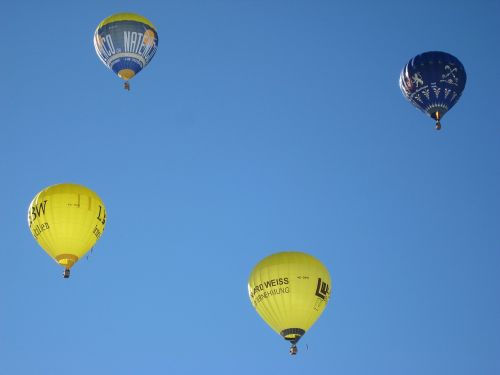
xmin=94 ymin=13 xmax=159 ymax=90
xmin=399 ymin=51 xmax=466 ymax=130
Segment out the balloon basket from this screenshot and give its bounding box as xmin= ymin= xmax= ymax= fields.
xmin=434 ymin=111 xmax=441 ymax=130
xmin=124 ymin=82 xmax=130 ymax=91
xmin=289 ymin=344 xmax=298 ymax=356
xmin=63 ymin=269 xmax=70 ymax=278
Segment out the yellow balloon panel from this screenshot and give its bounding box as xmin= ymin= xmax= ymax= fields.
xmin=248 ymin=252 xmax=331 ymax=342
xmin=27 ymin=183 xmax=106 ymax=268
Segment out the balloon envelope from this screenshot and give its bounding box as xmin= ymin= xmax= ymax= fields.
xmin=399 ymin=51 xmax=466 ymax=126
xmin=248 ymin=252 xmax=332 ymax=346
xmin=28 ymin=183 xmax=106 ymax=273
xmin=94 ymin=13 xmax=158 ymax=82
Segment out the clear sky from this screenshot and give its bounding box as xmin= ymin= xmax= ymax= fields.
xmin=1 ymin=0 xmax=499 ymax=374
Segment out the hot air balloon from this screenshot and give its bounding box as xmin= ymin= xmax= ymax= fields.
xmin=28 ymin=183 xmax=107 ymax=278
xmin=400 ymin=51 xmax=466 ymax=130
xmin=94 ymin=13 xmax=159 ymax=90
xmin=248 ymin=251 xmax=332 ymax=355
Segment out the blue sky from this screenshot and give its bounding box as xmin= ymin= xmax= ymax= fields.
xmin=1 ymin=0 xmax=499 ymax=374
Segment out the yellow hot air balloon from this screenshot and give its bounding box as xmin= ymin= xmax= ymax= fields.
xmin=28 ymin=183 xmax=107 ymax=278
xmin=248 ymin=251 xmax=332 ymax=355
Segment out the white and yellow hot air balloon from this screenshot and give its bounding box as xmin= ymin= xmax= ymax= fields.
xmin=28 ymin=183 xmax=107 ymax=278
xmin=248 ymin=251 xmax=332 ymax=355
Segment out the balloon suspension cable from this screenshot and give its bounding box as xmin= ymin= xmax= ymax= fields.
xmin=124 ymin=82 xmax=130 ymax=91
xmin=289 ymin=344 xmax=298 ymax=356
xmin=63 ymin=268 xmax=71 ymax=279
xmin=435 ymin=111 xmax=441 ymax=131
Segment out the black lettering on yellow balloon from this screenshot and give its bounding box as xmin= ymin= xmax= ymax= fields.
xmin=93 ymin=225 xmax=102 ymax=239
xmin=29 ymin=200 xmax=48 ymax=226
xmin=315 ymin=278 xmax=329 ymax=300
xmin=32 ymin=222 xmax=50 ymax=238
xmin=97 ymin=205 xmax=106 ymax=225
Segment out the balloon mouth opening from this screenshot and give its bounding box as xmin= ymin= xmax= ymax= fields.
xmin=430 ymin=111 xmax=441 ymax=120
xmin=280 ymin=328 xmax=305 ymax=344
xmin=118 ymin=69 xmax=136 ymax=80
xmin=427 ymin=105 xmax=447 ymax=119
xmin=55 ymin=254 xmax=79 ymax=269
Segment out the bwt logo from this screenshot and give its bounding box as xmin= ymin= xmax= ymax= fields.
xmin=29 ymin=200 xmax=48 ymax=227
xmin=315 ymin=278 xmax=330 ymax=300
